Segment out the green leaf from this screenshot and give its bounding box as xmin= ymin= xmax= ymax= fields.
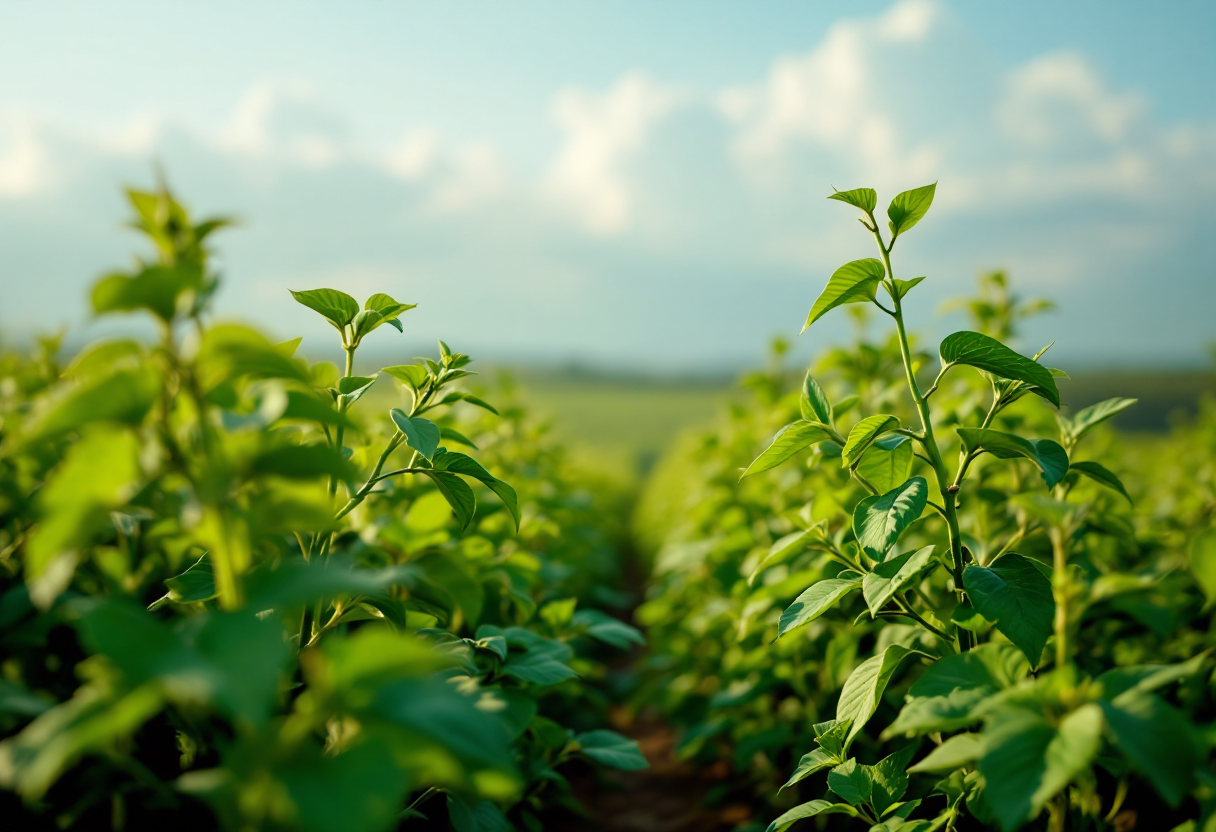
xmin=765 ymin=799 xmax=860 ymax=832
xmin=446 ymin=794 xmax=512 ymax=832
xmin=780 ymin=748 xmax=838 ymax=792
xmin=939 ymin=331 xmax=1059 ymax=406
xmin=978 ymin=704 xmax=1103 ymax=832
xmin=827 ymin=187 xmax=877 ymax=213
xmin=803 ymin=259 xmax=885 ymax=332
xmin=863 ymin=545 xmax=936 ymax=615
xmin=27 ymin=368 xmax=159 ymax=440
xmin=439 ymin=427 xmax=478 ymax=449
xmin=0 ymin=680 xmax=51 ymax=718
xmin=909 ymin=644 xmax=1030 ymax=699
xmin=571 ymin=609 xmax=646 ymax=650
xmin=827 ymin=758 xmax=872 ymax=805
xmin=278 ymin=739 xmax=409 ymax=832
xmin=149 ymin=554 xmax=217 ymax=609
xmin=1069 ymin=460 xmax=1130 ymax=502
xmin=251 ymin=444 xmax=355 ymax=480
xmin=389 ymin=409 xmax=441 ymax=460
xmin=92 ymin=265 xmax=194 ymax=322
xmin=1188 ymin=531 xmax=1216 ymax=605
xmin=574 ymin=730 xmax=649 ymax=770
xmin=280 ymin=390 xmax=358 ymax=429
xmin=866 ymin=744 xmax=919 ymax=815
xmin=800 ymin=371 xmax=832 ymax=424
xmin=852 ymin=477 xmax=927 ymax=561
xmin=836 ymin=644 xmax=917 ymax=749
xmin=502 ymin=638 xmax=577 ymax=686
xmin=957 ymin=428 xmax=1069 ymax=488
xmin=1067 ymin=397 xmax=1137 ymax=441
xmin=429 ymin=449 xmax=520 ymax=530
xmin=1100 ymin=691 xmax=1200 ymax=807
xmin=381 ymin=364 xmax=429 ymax=391
xmin=741 ymin=421 xmax=832 ymax=478
xmin=778 ymin=575 xmax=862 ymax=638
xmin=892 ymin=276 xmax=925 ymax=300
xmin=422 ymin=471 xmax=476 ymax=531
xmin=748 ymin=526 xmax=827 ymax=585
xmin=290 ymin=288 xmax=360 ymax=328
xmin=887 ymin=183 xmax=936 ymax=238
xmin=363 ymin=292 xmax=416 ymax=332
xmin=909 ymin=734 xmax=984 ymax=773
xmin=841 ymin=415 xmax=899 ymax=468
xmin=1097 ymin=652 xmax=1210 ymax=700
xmin=461 ymin=394 xmax=499 ymax=415
xmin=855 ymin=436 xmax=914 ymax=494
xmin=964 ymin=554 xmax=1054 ymax=667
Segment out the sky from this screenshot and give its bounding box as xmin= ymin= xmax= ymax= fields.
xmin=1 ymin=0 xmax=1214 ymax=371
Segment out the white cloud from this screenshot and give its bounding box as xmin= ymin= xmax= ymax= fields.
xmin=546 ymin=72 xmax=678 ymax=234
xmin=0 ymin=114 xmax=47 ymax=196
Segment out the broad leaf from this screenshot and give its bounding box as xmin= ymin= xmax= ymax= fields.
xmin=1069 ymin=460 xmax=1130 ymax=502
xmin=856 ymin=435 xmax=913 ymax=494
xmin=841 ymin=414 xmax=900 ymax=468
xmin=957 ymin=428 xmax=1069 ymax=489
xmin=429 ymin=449 xmax=520 ymax=530
xmin=574 ymin=730 xmax=649 ymax=770
xmin=852 ymin=477 xmax=927 ymax=561
xmin=963 ymin=554 xmax=1054 ymax=667
xmin=803 ymin=259 xmax=885 ymax=331
xmin=778 ymin=575 xmax=862 ymax=638
xmin=290 ymin=288 xmax=360 ymax=328
xmin=939 ymin=331 xmax=1059 ymax=406
xmin=887 ymin=183 xmax=936 ymax=238
xmin=827 ymin=759 xmax=871 ymax=805
xmin=863 ymin=545 xmax=935 ymax=615
xmin=866 ymin=744 xmax=918 ymax=815
xmin=827 ymin=187 xmax=877 ymax=213
xmin=909 ymin=733 xmax=984 ymax=773
xmin=765 ymin=800 xmax=860 ymax=832
xmin=978 ymin=704 xmax=1103 ymax=832
xmin=742 ymin=421 xmax=832 ymax=478
xmin=800 ymin=371 xmax=832 ymax=424
xmin=836 ymin=644 xmax=917 ymax=749
xmin=389 ymin=409 xmax=441 ymax=460
xmin=1100 ymin=691 xmax=1200 ymax=806
xmin=422 ymin=471 xmax=476 ymax=530
xmin=381 ymin=364 xmax=429 ymax=391
xmin=780 ymin=748 xmax=837 ymax=792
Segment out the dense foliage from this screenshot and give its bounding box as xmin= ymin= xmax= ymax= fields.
xmin=635 ymin=187 xmax=1216 ymax=831
xmin=0 ymin=185 xmax=647 ymax=831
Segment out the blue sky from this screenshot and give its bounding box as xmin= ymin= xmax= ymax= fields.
xmin=1 ymin=0 xmax=1214 ymax=370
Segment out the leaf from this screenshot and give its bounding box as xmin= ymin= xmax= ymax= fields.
xmin=856 ymin=435 xmax=913 ymax=494
xmin=363 ymin=292 xmax=416 ymax=332
xmin=251 ymin=444 xmax=355 ymax=481
xmin=803 ymin=259 xmax=885 ymax=332
xmin=887 ymin=183 xmax=936 ymax=238
xmin=909 ymin=734 xmax=984 ymax=773
xmin=1069 ymin=460 xmax=1130 ymax=503
xmin=27 ymin=368 xmax=160 ymax=440
xmin=778 ymin=575 xmax=862 ymax=638
xmin=1068 ymin=397 xmax=1137 ymax=441
xmin=1100 ymin=691 xmax=1200 ymax=806
xmin=939 ymin=331 xmax=1059 ymax=406
xmin=978 ymin=704 xmax=1104 ymax=832
xmin=571 ymin=609 xmax=646 ymax=650
xmin=440 ymin=427 xmax=478 ymax=449
xmin=749 ymin=526 xmax=826 ymax=586
xmin=827 ymin=759 xmax=871 ymax=805
xmin=574 ymin=730 xmax=649 ymax=770
xmin=780 ymin=748 xmax=838 ymax=792
xmin=279 ymin=739 xmax=409 ymax=832
xmin=892 ymin=276 xmax=925 ymax=300
xmin=765 ymin=799 xmax=860 ymax=832
xmin=502 ymin=638 xmax=577 ymax=686
xmin=863 ymin=545 xmax=936 ymax=615
xmin=741 ymin=421 xmax=831 ymax=478
xmin=1097 ymin=652 xmax=1210 ymax=700
xmin=841 ymin=415 xmax=899 ymax=468
xmin=957 ymin=428 xmax=1069 ymax=488
xmin=92 ymin=265 xmax=196 ymax=322
xmin=290 ymin=288 xmax=360 ymax=328
xmin=908 ymin=644 xmax=1030 ymax=699
xmin=836 ymin=644 xmax=917 ymax=749
xmin=963 ymin=554 xmax=1055 ymax=667
xmin=461 ymin=394 xmax=499 ymax=415
xmin=389 ymin=409 xmax=441 ymax=460
xmin=280 ymin=391 xmax=357 ymax=429
xmin=422 ymin=471 xmax=476 ymax=531
xmin=800 ymin=371 xmax=832 ymax=424
xmin=827 ymin=187 xmax=877 ymax=213
xmin=1189 ymin=531 xmax=1216 ymax=605
xmin=150 ymin=554 xmax=217 ymax=609
xmin=381 ymin=364 xmax=430 ymax=391
xmin=852 ymin=477 xmax=927 ymax=561
xmin=447 ymin=794 xmax=512 ymax=832
xmin=429 ymin=449 xmax=520 ymax=530
xmin=866 ymin=744 xmax=919 ymax=815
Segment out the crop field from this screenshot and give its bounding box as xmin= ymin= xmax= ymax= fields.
xmin=2 ymin=182 xmax=1216 ymax=832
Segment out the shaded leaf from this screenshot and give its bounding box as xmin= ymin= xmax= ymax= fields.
xmin=963 ymin=554 xmax=1054 ymax=667
xmin=957 ymin=428 xmax=1069 ymax=488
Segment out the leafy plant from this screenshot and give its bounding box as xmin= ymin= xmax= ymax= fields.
xmin=743 ymin=184 xmax=1213 ymax=831
xmin=0 ymin=182 xmax=645 ymax=831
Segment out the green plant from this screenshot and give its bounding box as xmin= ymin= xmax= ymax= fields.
xmin=0 ymin=182 xmax=645 ymax=832
xmin=741 ymin=185 xmax=1212 ymax=831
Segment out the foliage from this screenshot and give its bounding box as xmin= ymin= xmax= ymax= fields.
xmin=635 ymin=186 xmax=1215 ymax=830
xmin=0 ymin=183 xmax=646 ymax=831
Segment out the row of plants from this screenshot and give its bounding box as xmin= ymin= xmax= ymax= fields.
xmin=0 ymin=184 xmax=647 ymax=831
xmin=634 ymin=186 xmax=1215 ymax=831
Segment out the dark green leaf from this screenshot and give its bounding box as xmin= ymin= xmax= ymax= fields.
xmin=1069 ymin=460 xmax=1130 ymax=502
xmin=439 ymin=427 xmax=478 ymax=449
xmin=867 ymin=744 xmax=918 ymax=815
xmin=251 ymin=444 xmax=355 ymax=480
xmin=863 ymin=545 xmax=935 ymax=615
xmin=389 ymin=409 xmax=441 ymax=460
xmin=422 ymin=471 xmax=476 ymax=530
xmin=280 ymin=739 xmax=409 ymax=832
xmin=841 ymin=415 xmax=899 ymax=468
xmin=502 ymin=638 xmax=577 ymax=686
xmin=280 ymin=390 xmax=357 ymax=429
xmin=852 ymin=477 xmax=927 ymax=561
xmin=827 ymin=187 xmax=877 ymax=213
xmin=964 ymin=554 xmax=1054 ymax=667
xmin=150 ymin=554 xmax=217 ymax=609
xmin=957 ymin=428 xmax=1069 ymax=488
xmin=575 ymin=730 xmax=649 ymax=770
xmin=803 ymin=259 xmax=885 ymax=332
xmin=939 ymin=331 xmax=1059 ymax=406
xmin=1097 ymin=652 xmax=1209 ymax=700
xmin=887 ymin=183 xmax=936 ymax=238
xmin=447 ymin=794 xmax=512 ymax=832
xmin=429 ymin=449 xmax=520 ymax=530
xmin=1100 ymin=691 xmax=1200 ymax=806
xmin=742 ymin=421 xmax=832 ymax=478
xmin=827 ymin=759 xmax=871 ymax=805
